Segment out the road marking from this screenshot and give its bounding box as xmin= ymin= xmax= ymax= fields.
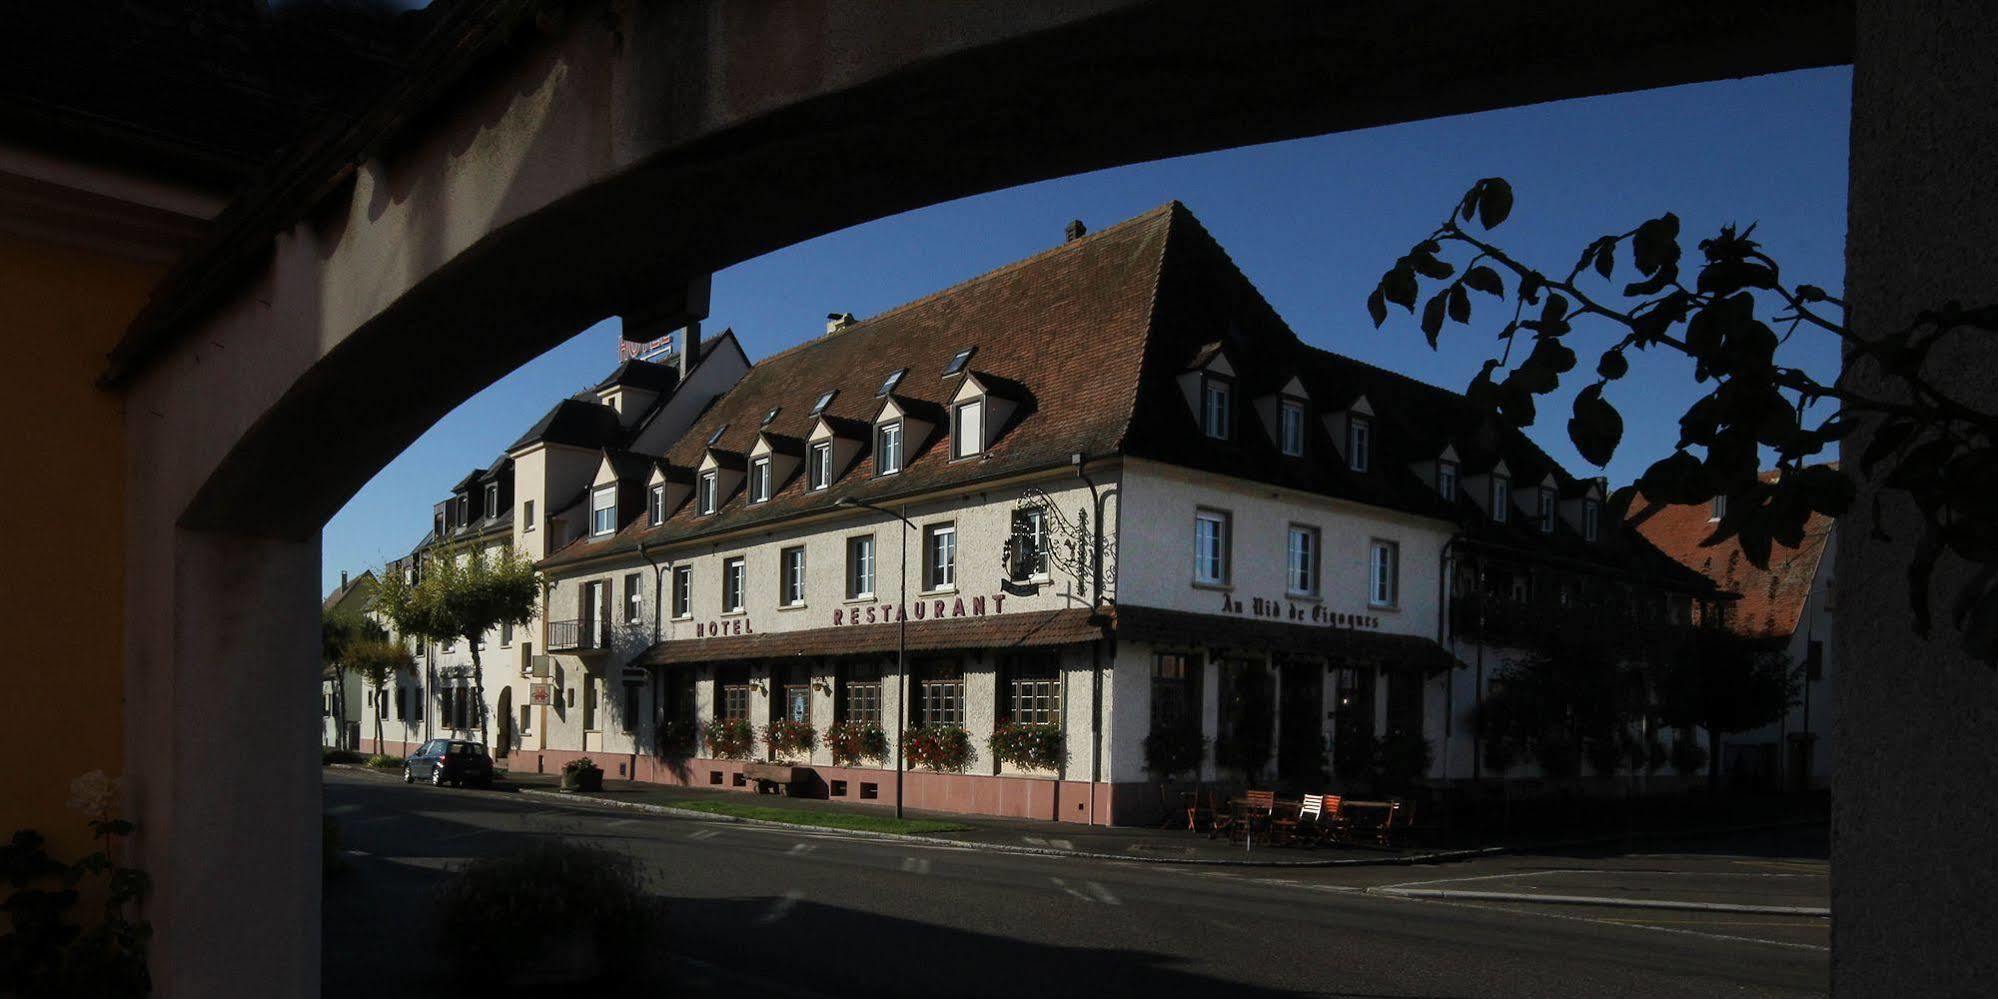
xmin=1023 ymin=835 xmax=1049 ymax=847
xmin=344 ymin=849 xmax=371 ymax=857
xmin=1050 ymin=877 xmax=1094 ymax=902
xmin=1049 ymin=838 xmax=1076 ymax=851
xmin=901 ymin=857 xmax=931 ymax=874
xmin=1599 ymin=917 xmax=1830 ymax=928
xmin=688 ymin=828 xmax=722 ymax=841
xmin=608 ymin=818 xmax=638 ymax=828
xmin=1085 ymin=881 xmax=1122 ymax=905
xmin=1371 ymin=886 xmax=1828 ymax=916
xmin=788 ymin=842 xmax=816 ymax=855
xmin=756 ymin=890 xmax=803 ymax=925
xmin=1381 ymin=894 xmax=1829 ymax=952
xmin=378 ymin=856 xmax=471 ymax=871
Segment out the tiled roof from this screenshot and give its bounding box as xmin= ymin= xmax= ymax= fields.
xmin=630 ymin=608 xmax=1103 ymax=666
xmin=592 ymin=358 xmax=682 ymax=395
xmin=507 ymin=397 xmax=624 ymax=453
xmin=1627 ymin=467 xmax=1836 ymax=639
xmin=321 ymin=570 xmax=376 ymax=614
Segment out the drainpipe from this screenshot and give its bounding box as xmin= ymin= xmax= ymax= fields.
xmin=1473 ymin=555 xmax=1487 ymax=781
xmin=640 ymin=541 xmax=670 ymax=766
xmin=1073 ymin=454 xmax=1116 ymax=827
xmin=1438 ymin=537 xmax=1459 ymax=782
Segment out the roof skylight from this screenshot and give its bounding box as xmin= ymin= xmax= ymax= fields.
xmin=876 ymin=368 xmax=907 ymax=397
xmin=811 ymin=390 xmax=836 ymax=416
xmin=762 ymin=406 xmax=780 ymax=427
xmin=706 ymin=423 xmax=728 ymax=447
xmin=943 ymin=348 xmax=974 ymax=377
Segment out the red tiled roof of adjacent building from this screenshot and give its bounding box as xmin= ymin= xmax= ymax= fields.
xmin=1627 ymin=468 xmax=1835 ymax=640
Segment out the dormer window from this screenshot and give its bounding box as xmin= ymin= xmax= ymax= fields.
xmin=1201 ymin=377 xmax=1233 ymax=440
xmin=1583 ymin=498 xmax=1600 ymax=542
xmin=1279 ymin=399 xmax=1305 ymax=457
xmin=589 ymin=485 xmax=616 ymax=537
xmin=484 ymin=483 xmax=498 ymax=520
xmin=749 ymin=457 xmax=772 ymax=503
xmin=876 ymin=368 xmax=906 ymax=398
xmin=1438 ymin=460 xmax=1458 ymax=501
xmin=1347 ymin=416 xmax=1372 ymax=472
xmin=698 ymin=471 xmax=718 ymax=515
xmin=433 ymin=512 xmax=445 ymax=538
xmin=808 ymin=442 xmax=833 ymax=490
xmin=943 ymin=348 xmax=974 ymax=377
xmin=1538 ymin=487 xmax=1556 ymax=534
xmin=706 ymin=423 xmax=728 ymax=447
xmin=811 ymin=391 xmax=836 ymax=416
xmin=648 ymin=485 xmax=666 ymax=526
xmin=877 ymin=421 xmax=904 ymax=475
xmin=952 ymin=399 xmax=984 ymax=459
xmin=1710 ymin=495 xmax=1727 ymax=522
xmin=1491 ymin=474 xmax=1511 ymax=524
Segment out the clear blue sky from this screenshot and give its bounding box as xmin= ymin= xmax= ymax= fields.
xmin=322 ymin=67 xmax=1852 ymax=592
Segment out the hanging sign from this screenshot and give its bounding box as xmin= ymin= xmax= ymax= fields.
xmin=529 ymin=683 xmax=553 ymax=706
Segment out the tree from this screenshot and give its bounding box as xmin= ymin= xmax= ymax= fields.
xmin=1650 ymin=627 xmax=1800 ymax=790
xmin=371 ymin=544 xmax=539 ymax=750
xmin=1370 ymin=178 xmax=1998 ymax=666
xmin=346 ymin=636 xmax=415 ymax=756
xmin=320 ymin=608 xmax=375 ymax=750
xmin=1476 ymin=633 xmax=1646 ymax=780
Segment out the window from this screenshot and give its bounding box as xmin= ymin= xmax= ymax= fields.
xmin=624 ymin=572 xmax=643 ymax=624
xmin=847 ymin=535 xmax=876 ymax=599
xmin=522 ymin=499 xmax=536 ymax=531
xmin=876 ymin=421 xmax=903 ymax=475
xmin=671 ymin=565 xmax=693 ymax=619
xmin=916 ymin=660 xmax=964 ymax=726
xmin=623 ymin=684 xmax=641 ymax=733
xmin=1201 ymin=377 xmax=1233 ymax=439
xmin=1279 ymin=399 xmax=1305 ymax=456
xmin=648 ymin=485 xmax=665 ymax=525
xmin=501 ymin=619 xmax=513 ymax=647
xmin=1437 ymin=461 xmax=1458 ymax=502
xmin=519 ymin=704 xmax=532 ymax=736
xmin=590 ymin=485 xmax=616 ymax=537
xmin=781 ymin=546 xmax=807 ymax=606
xmin=706 ymin=423 xmax=728 ymax=447
xmin=762 ymin=406 xmax=780 ymax=427
xmin=396 ymin=687 xmax=407 ymax=721
xmin=923 ymin=522 xmax=957 ymax=591
xmin=811 ymin=390 xmax=836 ymax=416
xmin=1008 ymin=507 xmax=1049 ymax=581
xmin=1583 ymin=498 xmax=1601 ymax=542
xmin=1004 ymin=658 xmax=1061 ymax=726
xmin=1151 ymin=653 xmax=1198 ymax=730
xmin=1710 ymin=494 xmax=1727 ymax=522
xmin=1286 ymin=525 xmax=1320 ymax=596
xmin=952 ymin=399 xmax=984 ymax=458
xmin=749 ymin=457 xmax=772 ymax=503
xmin=698 ymin=471 xmax=718 ymax=514
xmin=1369 ymin=540 xmax=1400 ymax=608
xmin=1538 ymin=488 xmax=1557 ymax=533
xmin=484 ymin=483 xmax=498 ymax=520
xmin=434 ymin=511 xmax=445 ymax=538
xmin=721 ymin=557 xmax=745 ymax=613
xmin=843 ymin=663 xmax=883 ymax=724
xmin=808 ymin=442 xmax=833 ymax=490
xmin=876 ymin=368 xmax=906 ymax=397
xmin=1491 ymin=475 xmax=1511 ymax=523
xmin=1194 ymin=509 xmax=1230 ymax=585
xmin=1347 ymin=415 xmax=1372 ymax=472
xmin=721 ymin=682 xmax=750 ymax=721
xmin=943 ymin=348 xmax=974 ymax=376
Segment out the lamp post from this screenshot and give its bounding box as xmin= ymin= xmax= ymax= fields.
xmin=836 ymin=495 xmax=911 ymax=819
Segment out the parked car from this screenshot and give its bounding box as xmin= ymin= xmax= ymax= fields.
xmin=403 ymin=739 xmax=494 ymax=788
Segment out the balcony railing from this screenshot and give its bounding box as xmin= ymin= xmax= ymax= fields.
xmin=546 ymin=616 xmax=613 ymax=653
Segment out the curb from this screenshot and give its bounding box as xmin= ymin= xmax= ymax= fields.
xmin=1370 ymin=886 xmax=1830 ymax=917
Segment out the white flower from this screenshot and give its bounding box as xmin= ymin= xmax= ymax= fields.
xmin=66 ymin=770 xmax=121 ymax=818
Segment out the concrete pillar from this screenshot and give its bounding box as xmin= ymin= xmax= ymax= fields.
xmin=1840 ymin=3 xmax=1998 ymax=993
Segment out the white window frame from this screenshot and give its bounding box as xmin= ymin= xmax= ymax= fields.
xmin=484 ymin=483 xmax=499 ymax=520
xmin=1201 ymin=377 xmax=1232 ymax=440
xmin=522 ymin=499 xmax=535 ymax=532
xmin=1369 ymin=539 xmax=1400 ymax=609
xmin=1437 ymin=461 xmax=1457 ymax=502
xmin=671 ymin=565 xmax=693 ymax=619
xmin=698 ymin=471 xmax=718 ymax=515
xmin=1286 ymin=524 xmax=1320 ymax=597
xmin=877 ymin=421 xmax=904 ymax=476
xmin=589 ymin=485 xmax=617 ymax=537
xmin=1491 ymin=475 xmax=1511 ymax=524
xmin=781 ymin=546 xmax=807 ymax=607
xmin=648 ymin=485 xmax=666 ymax=525
xmin=749 ymin=456 xmax=772 ymax=504
xmin=624 ymin=572 xmax=643 ymax=624
xmin=1010 ymin=507 xmax=1049 ymax=582
xmin=923 ymin=522 xmax=957 ymax=592
xmin=847 ymin=534 xmax=876 ymax=599
xmin=1279 ymin=399 xmax=1305 ymax=457
xmin=722 ymin=557 xmax=745 ymax=613
xmin=808 ymin=441 xmax=832 ymax=490
xmin=1583 ymin=498 xmax=1601 ymax=542
xmin=1194 ymin=509 xmax=1230 ymax=585
xmin=953 ymin=399 xmax=985 ymax=458
xmin=1538 ymin=487 xmax=1557 ymax=534
xmin=1347 ymin=415 xmax=1372 ymax=472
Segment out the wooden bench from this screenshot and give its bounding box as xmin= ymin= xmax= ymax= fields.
xmin=742 ymin=762 xmax=800 ymax=795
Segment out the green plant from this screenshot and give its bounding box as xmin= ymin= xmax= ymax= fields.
xmin=1141 ymin=725 xmax=1207 ymax=779
xmin=433 ymin=840 xmax=662 ymax=987
xmin=902 ymin=724 xmax=975 ymax=773
xmin=656 ymin=720 xmax=699 ymax=759
xmin=704 ymin=718 xmax=757 ymax=760
xmin=347 ymin=637 xmax=414 ymax=757
xmin=0 ymin=772 xmax=152 ymax=998
xmin=824 ymin=721 xmax=889 ymax=766
xmin=1373 ymin=731 xmax=1435 ymax=792
xmin=1373 ymin=177 xmax=1998 ymax=665
xmin=564 ymin=757 xmax=600 ymax=775
xmin=365 ymin=753 xmax=404 ymax=771
xmin=1476 ymin=633 xmax=1646 ymax=779
xmin=322 ymin=747 xmax=362 ymax=765
xmin=988 ymin=721 xmax=1065 ymax=772
xmin=1670 ymin=732 xmax=1709 ymax=777
xmin=1650 ymin=627 xmax=1801 ymax=788
xmin=372 ymin=544 xmax=540 ymax=748
xmin=765 ymin=719 xmax=815 ymax=761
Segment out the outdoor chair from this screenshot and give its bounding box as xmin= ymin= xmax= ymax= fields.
xmin=1227 ymin=789 xmax=1277 ymax=844
xmin=1206 ymin=787 xmax=1237 ymax=840
xmin=1179 ymin=786 xmax=1219 ymax=832
xmin=1376 ymin=797 xmax=1415 ymax=847
xmin=1269 ymin=794 xmax=1314 ymax=846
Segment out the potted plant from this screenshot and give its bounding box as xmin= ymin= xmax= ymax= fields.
xmin=902 ymin=723 xmax=975 ymax=773
xmin=988 ymin=721 xmax=1065 ymax=772
xmin=765 ymin=718 xmax=815 ymax=761
xmin=824 ymin=720 xmax=889 ymax=766
xmin=656 ymin=719 xmax=698 ymax=760
xmin=1142 ymin=725 xmax=1207 ymax=781
xmin=705 ymin=717 xmax=757 ymax=760
xmin=561 ymin=756 xmax=603 ymax=792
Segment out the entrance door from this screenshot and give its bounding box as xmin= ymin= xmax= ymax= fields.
xmin=1276 ymin=656 xmax=1326 ymax=785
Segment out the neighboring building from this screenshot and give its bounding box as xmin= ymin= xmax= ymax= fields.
xmin=320 ymin=570 xmax=377 ymax=751
xmin=483 ymin=202 xmax=1724 ymax=824
xmin=1630 ymin=469 xmax=1837 ymax=790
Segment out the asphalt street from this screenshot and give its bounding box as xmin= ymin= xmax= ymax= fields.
xmin=322 ymin=769 xmax=1828 ymax=997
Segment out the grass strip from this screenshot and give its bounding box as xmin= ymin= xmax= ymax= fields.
xmin=663 ymin=799 xmax=970 ymax=835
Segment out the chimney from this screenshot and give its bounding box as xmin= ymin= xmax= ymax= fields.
xmin=340 ymin=570 xmax=349 ymax=590
xmin=826 ymin=312 xmax=855 ymax=334
xmin=1065 ymin=219 xmax=1087 ymax=242
xmin=677 ymin=321 xmax=701 ymax=379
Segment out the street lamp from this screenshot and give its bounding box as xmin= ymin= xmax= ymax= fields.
xmin=835 ymin=495 xmax=912 ymax=818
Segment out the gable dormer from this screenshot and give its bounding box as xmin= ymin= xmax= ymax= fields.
xmin=646 ymin=463 xmax=693 ymax=525
xmin=1324 ymin=395 xmax=1376 ymax=472
xmin=1254 ymin=376 xmax=1311 ymax=457
xmin=1561 ymin=478 xmax=1607 ymax=543
xmin=807 ymin=415 xmax=868 ymax=490
xmin=1516 ymin=472 xmax=1559 ymax=535
xmin=1176 ymin=344 xmax=1236 ymax=440
xmin=587 ymin=451 xmax=651 ymax=538
xmin=696 ymin=449 xmax=746 ymax=515
xmin=591 ymin=358 xmax=680 ymax=428
xmin=1410 ymin=443 xmax=1462 ymax=502
xmin=872 ymin=395 xmax=942 ymax=475
xmin=948 ymin=371 xmax=1021 ymax=459
xmin=748 ymin=432 xmax=805 ymax=503
xmin=1465 ymin=458 xmax=1514 ymax=524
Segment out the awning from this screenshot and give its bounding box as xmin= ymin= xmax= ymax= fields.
xmin=629 ymin=607 xmax=1105 ymax=667
xmin=1111 ymin=605 xmax=1460 ymax=675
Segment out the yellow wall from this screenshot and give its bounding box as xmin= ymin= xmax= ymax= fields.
xmin=0 ymin=232 xmax=158 ymax=856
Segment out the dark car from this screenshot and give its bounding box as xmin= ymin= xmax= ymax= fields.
xmin=403 ymin=739 xmax=493 ymax=788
